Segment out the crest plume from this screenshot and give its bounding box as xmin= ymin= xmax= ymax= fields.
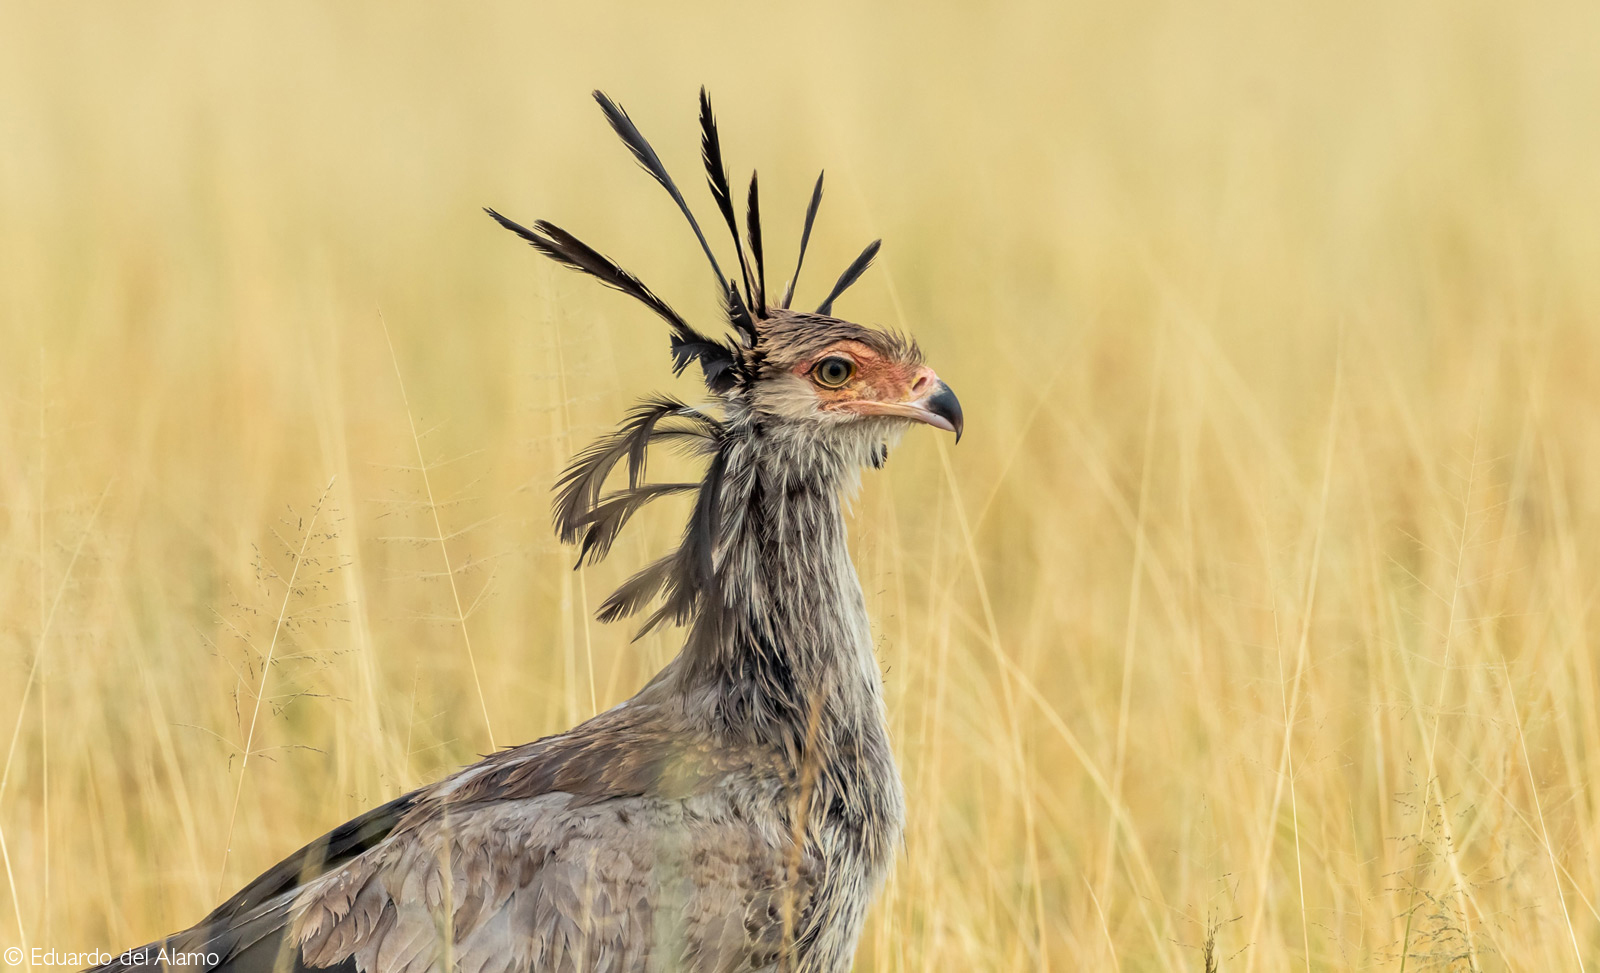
xmin=592 ymin=89 xmax=728 ymax=293
xmin=817 ymin=238 xmax=883 ymax=315
xmin=697 ymin=87 xmax=756 ymax=313
xmin=780 ymin=171 xmax=825 ymax=310
xmin=746 ymin=171 xmax=767 ymax=316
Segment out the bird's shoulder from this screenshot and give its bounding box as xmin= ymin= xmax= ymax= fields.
xmin=402 ymin=693 xmax=783 ymax=819
xmin=287 ymin=700 xmax=812 ymax=973
xmin=224 ymin=691 xmax=784 ymax=917
xmin=141 ymin=694 xmax=810 ymax=973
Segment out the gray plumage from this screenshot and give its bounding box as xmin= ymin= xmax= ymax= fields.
xmin=91 ymin=89 xmax=961 ymax=973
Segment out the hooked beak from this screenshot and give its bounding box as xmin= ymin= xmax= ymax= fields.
xmin=921 ymin=380 xmax=964 ymax=443
xmin=842 ymin=378 xmax=964 ymax=442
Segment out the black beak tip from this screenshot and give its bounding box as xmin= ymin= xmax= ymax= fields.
xmin=928 ymin=381 xmax=963 ymax=444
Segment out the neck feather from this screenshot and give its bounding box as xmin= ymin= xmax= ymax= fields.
xmin=672 ymin=420 xmax=883 ymax=735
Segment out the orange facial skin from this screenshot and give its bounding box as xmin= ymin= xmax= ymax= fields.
xmin=793 ymin=340 xmax=925 ymax=408
xmin=792 ymin=339 xmax=957 ymax=435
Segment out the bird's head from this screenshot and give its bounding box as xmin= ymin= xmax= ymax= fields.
xmin=736 ymin=311 xmax=961 ymax=460
xmin=487 ymin=87 xmax=961 ymax=464
xmin=489 ymin=88 xmax=961 ymax=628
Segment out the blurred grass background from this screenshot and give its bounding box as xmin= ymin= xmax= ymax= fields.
xmin=3 ymin=0 xmax=1600 ymax=969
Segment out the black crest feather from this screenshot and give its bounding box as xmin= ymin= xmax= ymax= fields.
xmin=816 ymin=239 xmax=882 ymax=316
xmin=593 ymin=90 xmax=727 ymax=294
xmin=724 ymin=282 xmax=757 ymax=349
xmin=698 ymin=88 xmax=756 ymax=315
xmin=780 ymin=172 xmax=825 ymax=310
xmin=746 ymin=172 xmax=767 ymax=318
xmin=485 ymin=209 xmax=691 ymax=336
xmin=485 ymin=208 xmax=737 ymax=387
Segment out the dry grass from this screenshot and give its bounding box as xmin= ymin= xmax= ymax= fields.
xmin=3 ymin=1 xmax=1600 ymax=969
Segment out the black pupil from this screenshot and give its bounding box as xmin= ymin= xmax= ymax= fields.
xmin=821 ymin=359 xmax=850 ymax=384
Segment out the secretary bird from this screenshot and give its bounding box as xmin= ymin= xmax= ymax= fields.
xmin=92 ymin=88 xmax=961 ymax=973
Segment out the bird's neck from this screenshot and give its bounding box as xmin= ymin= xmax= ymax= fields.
xmin=674 ymin=425 xmax=886 ymax=741
xmin=655 ymin=423 xmax=906 ymax=870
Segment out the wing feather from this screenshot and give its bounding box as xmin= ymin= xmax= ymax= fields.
xmin=94 ymin=705 xmax=817 ymax=973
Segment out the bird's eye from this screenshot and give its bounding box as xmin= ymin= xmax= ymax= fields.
xmin=813 ymin=356 xmax=856 ymax=389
